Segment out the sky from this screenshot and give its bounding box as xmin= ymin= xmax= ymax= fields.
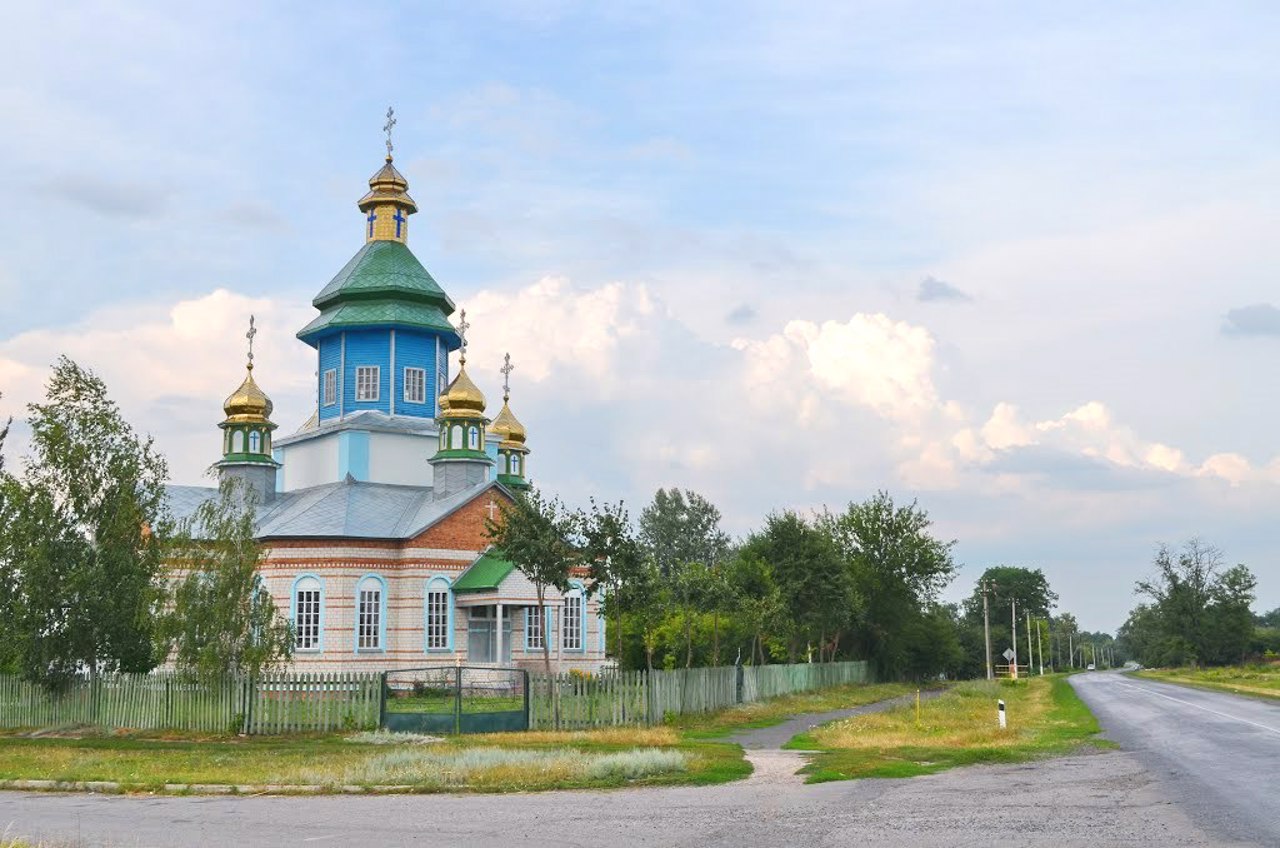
xmin=1 ymin=2 xmax=1278 ymax=632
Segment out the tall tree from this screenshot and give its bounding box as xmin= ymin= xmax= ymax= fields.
xmin=639 ymin=489 xmax=730 ymax=667
xmin=581 ymin=498 xmax=644 ymax=666
xmin=0 ymin=358 xmax=169 ymax=691
xmin=486 ymin=488 xmax=579 ymax=682
xmin=819 ymin=492 xmax=956 ymax=679
xmin=160 ymin=479 xmax=293 ymax=681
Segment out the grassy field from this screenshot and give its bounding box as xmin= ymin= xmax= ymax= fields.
xmin=1133 ymin=665 xmax=1280 ymax=701
xmin=673 ymin=682 xmax=922 ymax=739
xmin=787 ymin=676 xmax=1105 ymax=783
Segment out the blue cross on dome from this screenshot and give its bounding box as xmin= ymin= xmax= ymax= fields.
xmin=393 ymin=208 xmax=406 ymax=238
xmin=366 ymin=209 xmax=377 ymax=238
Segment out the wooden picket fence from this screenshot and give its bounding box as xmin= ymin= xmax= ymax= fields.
xmin=0 ymin=671 xmax=381 ymax=735
xmin=529 ymin=660 xmax=870 ymax=730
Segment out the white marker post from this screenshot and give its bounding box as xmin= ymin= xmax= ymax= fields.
xmin=997 ymin=699 xmax=1007 ymax=730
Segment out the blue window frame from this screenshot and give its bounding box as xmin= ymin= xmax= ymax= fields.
xmin=354 ymin=574 xmax=387 ymax=652
xmin=424 ymin=575 xmax=454 ymax=652
xmin=290 ymin=574 xmax=325 ymax=653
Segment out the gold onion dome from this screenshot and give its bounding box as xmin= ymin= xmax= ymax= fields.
xmin=441 ymin=366 xmax=486 ymax=416
xmin=357 ymin=158 xmax=418 ymax=214
xmin=223 ymin=366 xmax=274 ymax=423
xmin=490 ymin=401 xmax=526 ymax=445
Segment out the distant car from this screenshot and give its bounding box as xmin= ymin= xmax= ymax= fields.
xmin=1087 ymin=663 xmax=1096 ymax=670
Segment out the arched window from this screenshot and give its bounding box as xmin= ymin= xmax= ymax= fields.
xmin=468 ymin=426 xmax=480 ymax=450
xmin=562 ymin=586 xmax=584 ymax=652
xmin=263 ymin=432 xmax=271 ymax=452
xmin=425 ymin=576 xmax=452 ymax=651
xmin=248 ymin=431 xmax=261 ymax=453
xmin=499 ymin=454 xmax=509 ymax=474
xmin=224 ymin=431 xmax=231 ymax=454
xmin=451 ymin=424 xmax=463 ymax=448
xmin=232 ymin=430 xmax=244 ymax=453
xmin=511 ymin=454 xmax=521 ymax=476
xmin=356 ymin=575 xmax=385 ymax=651
xmin=292 ymin=575 xmax=323 ymax=652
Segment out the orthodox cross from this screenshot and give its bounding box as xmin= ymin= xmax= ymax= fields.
xmin=367 ymin=209 xmax=377 ymax=238
xmin=383 ymin=106 xmax=396 ymax=159
xmin=393 ymin=208 xmax=406 ymax=238
xmin=500 ymin=352 xmax=514 ymax=400
xmin=457 ymin=308 xmax=470 ymax=365
xmin=245 ymin=315 xmax=257 ymax=369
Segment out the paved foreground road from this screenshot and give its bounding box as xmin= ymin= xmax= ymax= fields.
xmin=1070 ymin=671 xmax=1280 ymax=845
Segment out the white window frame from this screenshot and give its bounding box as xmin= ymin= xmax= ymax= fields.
xmin=248 ymin=431 xmax=261 ymax=453
xmin=562 ymin=591 xmax=583 ymax=651
xmin=404 ymin=367 xmax=426 ymax=405
xmin=292 ymin=576 xmax=322 ymax=652
xmin=425 ymin=577 xmax=451 ymax=651
xmin=355 ymin=366 xmax=380 ymax=402
xmin=323 ymin=369 xmax=337 ymax=406
xmin=468 ymin=426 xmax=480 ymax=450
xmin=511 ymin=454 xmax=521 ymax=475
xmin=526 ymin=605 xmax=545 ymax=650
xmin=356 ymin=576 xmax=384 ymax=651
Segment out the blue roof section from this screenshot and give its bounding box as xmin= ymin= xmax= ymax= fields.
xmin=163 ymin=479 xmax=509 ymax=541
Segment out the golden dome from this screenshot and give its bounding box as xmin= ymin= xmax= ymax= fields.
xmin=357 ymin=158 xmax=419 ymax=214
xmin=440 ymin=365 xmax=486 ymax=416
xmin=223 ymin=366 xmax=274 ymax=423
xmin=490 ymin=401 xmax=526 ymax=446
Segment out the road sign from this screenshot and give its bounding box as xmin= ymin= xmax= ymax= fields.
xmin=1002 ymin=648 xmax=1015 ymax=661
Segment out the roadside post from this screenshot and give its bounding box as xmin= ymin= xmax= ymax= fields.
xmin=916 ymin=689 xmax=921 ymax=725
xmin=998 ymin=699 xmax=1006 ymax=730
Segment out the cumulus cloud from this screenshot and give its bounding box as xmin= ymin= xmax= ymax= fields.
xmin=1222 ymin=303 xmax=1280 ymax=338
xmin=917 ymin=275 xmax=973 ymax=303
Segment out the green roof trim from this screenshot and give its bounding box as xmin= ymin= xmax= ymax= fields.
xmin=299 ymin=241 xmax=461 ymax=345
xmin=452 ymin=551 xmax=516 ymax=593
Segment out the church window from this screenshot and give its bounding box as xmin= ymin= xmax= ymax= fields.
xmin=404 ymin=367 xmax=426 ymax=404
xmin=511 ymin=454 xmax=521 ymax=475
xmin=499 ymin=454 xmax=508 ymax=474
xmin=248 ymin=431 xmax=261 ymax=453
xmin=232 ymin=430 xmax=244 ymax=453
xmin=526 ymin=605 xmax=545 ymax=650
xmin=468 ymin=427 xmax=480 ymax=450
xmin=357 ymin=576 xmax=384 ymax=650
xmin=323 ymin=369 xmax=336 ymax=406
xmin=293 ymin=576 xmax=322 ymax=651
xmin=425 ymin=577 xmax=451 ymax=651
xmin=562 ymin=591 xmax=583 ymax=651
xmin=356 ymin=366 xmax=380 ymax=402
xmin=451 ymin=424 xmax=463 ymax=448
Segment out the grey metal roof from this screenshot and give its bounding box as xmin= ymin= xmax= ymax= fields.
xmin=276 ymin=410 xmax=440 ymax=447
xmin=163 ymin=478 xmax=507 ymax=542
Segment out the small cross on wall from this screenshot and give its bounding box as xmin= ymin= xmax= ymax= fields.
xmin=485 ymin=499 xmax=499 ymax=520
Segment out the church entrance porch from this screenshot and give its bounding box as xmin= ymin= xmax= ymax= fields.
xmin=466 ymin=605 xmax=514 ymax=665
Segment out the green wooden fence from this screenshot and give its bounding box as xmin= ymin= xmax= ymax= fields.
xmin=529 ymin=660 xmax=871 ymax=730
xmin=0 ymin=671 xmax=381 ymax=735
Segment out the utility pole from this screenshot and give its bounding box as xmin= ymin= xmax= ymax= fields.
xmin=1068 ymin=632 xmax=1074 ymax=669
xmin=1010 ymin=597 xmax=1019 ymax=680
xmin=1036 ymin=618 xmax=1045 ymax=675
xmin=981 ymin=579 xmax=994 ymax=680
xmin=1025 ymin=611 xmax=1034 ymax=676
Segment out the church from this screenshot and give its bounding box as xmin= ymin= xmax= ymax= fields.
xmin=166 ymin=120 xmax=606 ymax=674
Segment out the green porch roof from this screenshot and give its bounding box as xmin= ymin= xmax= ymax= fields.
xmin=452 ymin=551 xmax=516 ymax=593
xmin=299 ymin=241 xmax=460 ymax=346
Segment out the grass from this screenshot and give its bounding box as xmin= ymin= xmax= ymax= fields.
xmin=671 ymin=682 xmax=922 ymax=739
xmin=384 ymin=694 xmax=524 ymax=714
xmin=1133 ymin=664 xmax=1280 ymax=701
xmin=788 ymin=675 xmax=1106 ymax=783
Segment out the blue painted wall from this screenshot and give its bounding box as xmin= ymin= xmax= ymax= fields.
xmin=313 ymin=328 xmax=448 ymax=421
xmin=317 ymin=336 xmax=342 ymax=422
xmin=338 ymin=430 xmax=371 ymax=480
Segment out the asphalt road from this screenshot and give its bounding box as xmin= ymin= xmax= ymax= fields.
xmin=1070 ymin=670 xmax=1280 ymax=845
xmin=1 ymin=675 xmax=1273 ymax=847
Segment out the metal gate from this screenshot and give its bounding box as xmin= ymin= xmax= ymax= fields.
xmin=381 ymin=666 xmax=529 ymax=734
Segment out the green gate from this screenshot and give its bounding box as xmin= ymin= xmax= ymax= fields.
xmin=381 ymin=666 xmax=529 ymax=734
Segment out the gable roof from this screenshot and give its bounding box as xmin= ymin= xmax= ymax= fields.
xmin=452 ymin=550 xmax=516 ymax=593
xmin=165 ymin=478 xmax=513 ymax=542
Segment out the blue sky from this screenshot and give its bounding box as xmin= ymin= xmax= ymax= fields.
xmin=2 ymin=2 xmax=1278 ymax=631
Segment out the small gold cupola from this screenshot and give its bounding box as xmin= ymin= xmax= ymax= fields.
xmin=430 ymin=308 xmax=494 ymax=499
xmin=217 ymin=316 xmax=280 ymax=503
xmin=492 ymin=353 xmax=530 ymax=491
xmin=357 ymin=107 xmax=418 ymax=244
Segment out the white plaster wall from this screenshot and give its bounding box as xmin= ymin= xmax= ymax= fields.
xmin=278 ymin=434 xmax=339 ymax=491
xmin=368 ymin=431 xmax=438 ymax=487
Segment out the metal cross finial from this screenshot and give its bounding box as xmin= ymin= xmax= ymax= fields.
xmin=246 ymin=315 xmax=257 ymax=369
xmin=500 ymin=352 xmax=514 ymax=401
xmin=457 ymin=308 xmax=470 ymax=365
xmin=383 ymin=107 xmax=396 ymax=159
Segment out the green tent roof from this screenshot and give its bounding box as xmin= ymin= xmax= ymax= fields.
xmin=299 ymin=240 xmax=460 ymax=346
xmin=452 ymin=551 xmax=516 ymax=593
